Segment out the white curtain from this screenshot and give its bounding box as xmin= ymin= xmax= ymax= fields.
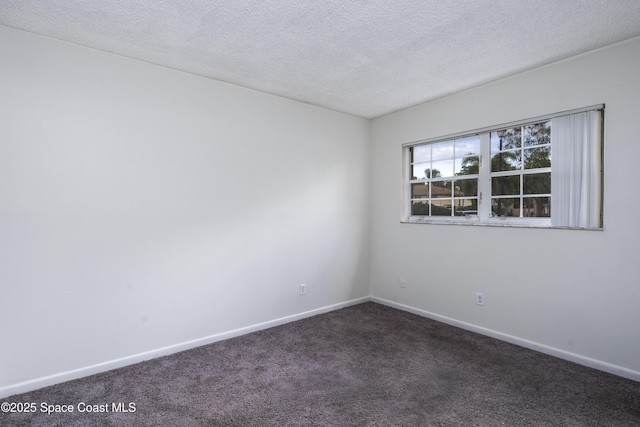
xmin=551 ymin=110 xmax=602 ymax=228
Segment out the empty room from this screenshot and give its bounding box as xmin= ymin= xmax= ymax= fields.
xmin=1 ymin=1 xmax=640 ymax=425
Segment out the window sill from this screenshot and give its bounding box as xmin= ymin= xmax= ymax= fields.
xmin=401 ymin=217 xmax=603 ymax=231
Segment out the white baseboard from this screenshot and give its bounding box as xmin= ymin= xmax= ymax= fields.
xmin=5 ymin=294 xmax=635 ymax=399
xmin=0 ymin=296 xmax=370 ymax=399
xmin=371 ymin=296 xmax=640 ymax=383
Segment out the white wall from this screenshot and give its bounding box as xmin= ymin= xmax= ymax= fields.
xmin=0 ymin=26 xmax=370 ymax=395
xmin=370 ymin=36 xmax=640 ymax=380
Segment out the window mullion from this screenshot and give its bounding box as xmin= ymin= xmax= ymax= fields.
xmin=404 ymin=147 xmax=412 ymax=220
xmin=478 ymin=133 xmax=491 ymax=220
xmin=520 ymin=127 xmax=524 ymax=218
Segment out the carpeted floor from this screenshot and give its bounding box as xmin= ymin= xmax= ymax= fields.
xmin=2 ymin=302 xmax=639 ymax=426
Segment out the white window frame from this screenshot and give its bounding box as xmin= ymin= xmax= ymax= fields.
xmin=402 ymin=105 xmax=604 ymax=229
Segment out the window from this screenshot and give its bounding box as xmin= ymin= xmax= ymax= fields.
xmin=489 ymin=122 xmax=551 ymax=219
xmin=409 ymin=135 xmax=480 ymax=217
xmin=403 ymin=106 xmax=603 ymax=229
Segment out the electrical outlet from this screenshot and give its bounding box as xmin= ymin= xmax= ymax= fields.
xmin=399 ymin=277 xmax=408 ymax=288
xmin=476 ymin=292 xmax=484 ymax=306
xmin=299 ymin=283 xmax=306 ymax=296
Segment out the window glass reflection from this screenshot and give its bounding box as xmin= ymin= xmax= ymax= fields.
xmin=412 ymin=163 xmax=430 ymax=180
xmin=492 ymin=198 xmax=520 ymax=217
xmin=431 ymin=140 xmax=454 ymax=160
xmin=523 ymin=173 xmax=551 ymax=195
xmin=431 ymin=181 xmax=452 ymax=198
xmin=454 ymin=199 xmax=478 ymax=216
xmin=411 ymin=183 xmax=429 ymax=199
xmin=524 ymin=147 xmax=551 ymax=169
xmin=491 ymin=127 xmax=521 ymax=153
xmin=456 ymin=156 xmax=479 ymax=175
xmin=523 ymin=197 xmax=551 ymax=217
xmin=430 ymin=200 xmax=452 ymax=216
xmin=523 ymin=121 xmax=550 ymax=147
xmin=454 ymin=179 xmax=477 ymax=197
xmin=411 ymin=201 xmax=429 ymax=216
xmin=455 ymin=136 xmax=480 ymax=156
xmin=411 ymin=145 xmax=430 ymax=163
xmin=492 ymin=176 xmax=520 ymax=196
xmin=431 ymin=159 xmax=454 ymax=178
xmin=492 ymin=151 xmax=521 ymax=172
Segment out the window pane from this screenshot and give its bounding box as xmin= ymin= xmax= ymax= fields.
xmin=523 ymin=173 xmax=551 ymax=195
xmin=454 ymin=179 xmax=477 ymax=197
xmin=523 ymin=196 xmax=551 ymax=217
xmin=431 ymin=159 xmax=454 ymax=178
xmin=431 ymin=140 xmax=454 ymax=160
xmin=411 ymin=145 xmax=430 ymax=163
xmin=454 ymin=199 xmax=478 ymax=216
xmin=524 ymin=146 xmax=551 ymax=169
xmin=456 ymin=156 xmax=479 ymax=175
xmin=492 ymin=198 xmax=520 ymax=217
xmin=523 ymin=121 xmax=550 ymax=147
xmin=492 ymin=175 xmax=520 ymax=196
xmin=412 ymin=163 xmax=430 ymax=180
xmin=411 ymin=183 xmax=429 ymax=199
xmin=411 ymin=201 xmax=429 ymax=216
xmin=431 ymin=181 xmax=452 ymax=198
xmin=491 ymin=151 xmax=521 ymax=172
xmin=455 ymin=136 xmax=480 ymax=156
xmin=430 ymin=200 xmax=452 ymax=216
xmin=491 ymin=127 xmax=521 ymax=153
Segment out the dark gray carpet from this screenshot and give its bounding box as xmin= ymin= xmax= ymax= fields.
xmin=2 ymin=302 xmax=639 ymax=426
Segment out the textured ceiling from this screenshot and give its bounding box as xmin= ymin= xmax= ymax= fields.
xmin=2 ymin=1 xmax=640 ymax=119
